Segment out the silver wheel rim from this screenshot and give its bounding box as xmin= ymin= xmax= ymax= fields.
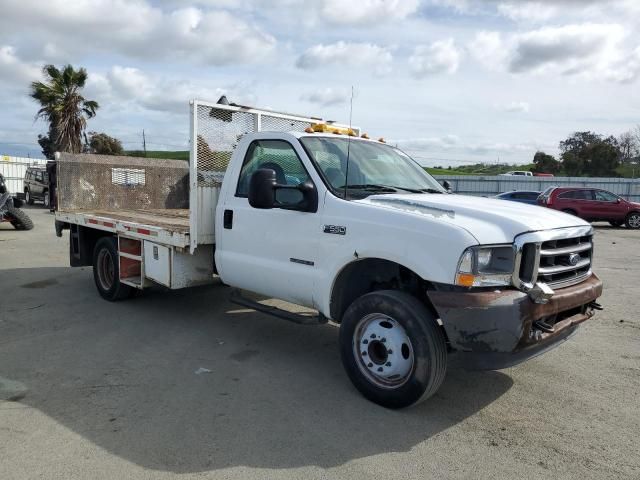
xmin=44 ymin=194 xmax=49 ymax=207
xmin=97 ymin=248 xmax=115 ymax=291
xmin=629 ymin=214 xmax=640 ymax=228
xmin=353 ymin=313 xmax=414 ymax=389
xmin=25 ymin=191 xmax=30 ymax=202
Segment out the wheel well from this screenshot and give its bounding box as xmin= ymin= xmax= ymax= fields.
xmin=69 ymin=224 xmax=114 ymax=267
xmin=329 ymin=258 xmax=437 ymax=323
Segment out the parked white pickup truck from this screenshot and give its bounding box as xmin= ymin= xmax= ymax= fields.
xmin=54 ymin=99 xmax=603 ymax=408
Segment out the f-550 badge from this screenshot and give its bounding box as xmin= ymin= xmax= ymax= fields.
xmin=323 ymin=225 xmax=347 ymax=235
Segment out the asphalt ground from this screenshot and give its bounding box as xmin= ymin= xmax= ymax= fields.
xmin=1 ymin=205 xmax=639 ymax=479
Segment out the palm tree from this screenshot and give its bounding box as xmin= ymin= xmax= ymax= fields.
xmin=30 ymin=64 xmax=99 ymax=154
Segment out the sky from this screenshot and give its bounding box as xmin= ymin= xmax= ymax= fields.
xmin=0 ymin=0 xmax=639 ymax=166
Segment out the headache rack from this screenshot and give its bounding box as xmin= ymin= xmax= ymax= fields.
xmin=513 ymin=226 xmax=594 ymax=290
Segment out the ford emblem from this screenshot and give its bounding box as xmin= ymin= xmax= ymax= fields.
xmin=568 ymin=253 xmax=581 ymax=266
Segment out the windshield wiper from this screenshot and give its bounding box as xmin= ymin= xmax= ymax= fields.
xmin=338 ymin=184 xmax=398 ymax=193
xmin=419 ymin=188 xmax=444 ymax=194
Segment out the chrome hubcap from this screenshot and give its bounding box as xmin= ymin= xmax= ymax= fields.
xmin=629 ymin=214 xmax=640 ymax=228
xmin=353 ymin=314 xmax=414 ymax=388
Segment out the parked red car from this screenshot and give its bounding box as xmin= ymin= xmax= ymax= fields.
xmin=538 ymin=187 xmax=640 ymax=229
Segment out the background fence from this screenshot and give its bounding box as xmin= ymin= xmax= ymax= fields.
xmin=0 ymin=155 xmax=48 ymax=194
xmin=433 ymin=175 xmax=640 ymax=202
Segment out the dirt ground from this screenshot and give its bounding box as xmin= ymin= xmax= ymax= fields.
xmin=1 ymin=206 xmax=638 ymax=480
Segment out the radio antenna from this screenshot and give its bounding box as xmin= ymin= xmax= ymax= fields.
xmin=343 ymin=86 xmax=354 ymax=201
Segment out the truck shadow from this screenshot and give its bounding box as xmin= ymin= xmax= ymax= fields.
xmin=1 ymin=267 xmax=513 ymax=473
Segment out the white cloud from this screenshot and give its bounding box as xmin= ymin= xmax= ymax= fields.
xmin=502 ymin=101 xmax=530 ymax=113
xmin=467 ymin=31 xmax=507 ymax=71
xmin=497 ymin=2 xmax=558 ymax=22
xmin=88 ymin=66 xmax=255 ymax=114
xmin=0 ymin=1 xmax=276 ymax=66
xmin=509 ymin=23 xmax=625 ymax=75
xmin=409 ymin=39 xmax=461 ymax=77
xmin=296 ymin=41 xmax=393 ymax=75
xmin=0 ymin=45 xmax=41 ymax=85
xmin=318 ymin=0 xmax=420 ymax=25
xmin=469 ymin=23 xmax=639 ymax=83
xmin=301 ymin=87 xmax=350 ymax=106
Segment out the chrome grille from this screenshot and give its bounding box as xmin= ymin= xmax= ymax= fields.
xmin=537 ymin=235 xmax=592 ymax=288
xmin=514 ymin=226 xmax=594 ymax=290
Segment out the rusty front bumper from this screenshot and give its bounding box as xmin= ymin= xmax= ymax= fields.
xmin=427 ymin=274 xmax=603 ymax=370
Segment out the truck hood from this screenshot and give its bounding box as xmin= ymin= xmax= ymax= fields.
xmin=358 ymin=193 xmax=590 ymax=244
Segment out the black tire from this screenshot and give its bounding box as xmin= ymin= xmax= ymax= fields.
xmin=25 ymin=188 xmax=34 ymax=205
xmin=92 ymin=237 xmax=133 ymax=301
xmin=609 ymin=220 xmax=623 ymax=228
xmin=43 ymin=189 xmax=49 ymax=208
xmin=7 ymin=207 xmax=34 ymax=230
xmin=562 ymin=209 xmax=577 ymax=216
xmin=626 ymin=212 xmax=640 ymax=229
xmin=339 ymin=290 xmax=447 ymax=409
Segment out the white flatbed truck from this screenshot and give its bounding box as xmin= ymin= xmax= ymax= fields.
xmin=55 ymin=99 xmax=603 ymax=408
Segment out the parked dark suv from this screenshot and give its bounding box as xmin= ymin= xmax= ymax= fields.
xmin=538 ymin=187 xmax=640 ymax=229
xmin=24 ymin=166 xmax=50 ymax=207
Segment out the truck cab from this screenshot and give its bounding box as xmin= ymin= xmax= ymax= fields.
xmin=54 ymin=100 xmax=603 ymax=409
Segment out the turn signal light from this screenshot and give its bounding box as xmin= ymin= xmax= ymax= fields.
xmin=361 ymin=133 xmax=369 ymax=139
xmin=455 ymin=273 xmax=475 ymax=287
xmin=378 ymin=137 xmax=386 ymax=143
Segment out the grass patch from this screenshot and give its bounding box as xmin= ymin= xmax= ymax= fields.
xmin=125 ymin=150 xmax=189 ymax=161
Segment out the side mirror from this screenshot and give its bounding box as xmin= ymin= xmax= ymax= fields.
xmin=616 ymin=198 xmax=622 ymax=203
xmin=248 ymin=169 xmax=319 ymax=212
xmin=248 ymin=169 xmax=276 ymax=209
xmin=442 ymin=180 xmax=452 ymax=192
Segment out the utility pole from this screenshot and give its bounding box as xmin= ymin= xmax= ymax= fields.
xmin=142 ymin=129 xmax=147 ymax=157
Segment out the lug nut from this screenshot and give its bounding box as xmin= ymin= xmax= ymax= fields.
xmin=385 ymin=362 xmax=391 ymax=367
xmin=387 ymin=349 xmax=393 ymax=354
xmin=377 ymin=367 xmax=383 ymax=372
xmin=381 ymin=338 xmax=386 ymax=343
xmin=363 ymin=339 xmax=368 ymax=344
xmin=361 ymin=351 xmax=367 ymax=356
xmin=367 ymin=362 xmax=373 ymax=368
xmin=370 ymin=334 xmax=376 ymax=339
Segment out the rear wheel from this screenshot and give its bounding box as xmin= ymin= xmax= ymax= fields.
xmin=93 ymin=237 xmax=133 ymax=301
xmin=626 ymin=212 xmax=640 ymax=229
xmin=609 ymin=220 xmax=623 ymax=228
xmin=7 ymin=207 xmax=34 ymax=230
xmin=339 ymin=290 xmax=447 ymax=409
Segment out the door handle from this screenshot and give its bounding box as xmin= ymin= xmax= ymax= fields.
xmin=223 ymin=209 xmax=233 ymax=229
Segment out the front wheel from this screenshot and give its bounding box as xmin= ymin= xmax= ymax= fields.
xmin=93 ymin=237 xmax=133 ymax=301
xmin=25 ymin=189 xmax=33 ymax=205
xmin=626 ymin=212 xmax=640 ymax=229
xmin=339 ymin=290 xmax=447 ymax=409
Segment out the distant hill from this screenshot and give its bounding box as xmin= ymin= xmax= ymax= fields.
xmin=425 ymin=163 xmax=535 ymax=176
xmin=125 ymin=150 xmax=189 ymax=161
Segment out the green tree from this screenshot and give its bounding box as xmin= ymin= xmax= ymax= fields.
xmin=88 ymin=132 xmax=123 ymax=155
xmin=30 ymin=64 xmax=99 ymax=155
xmin=559 ymin=131 xmax=620 ymax=176
xmin=532 ymin=151 xmax=560 ymax=174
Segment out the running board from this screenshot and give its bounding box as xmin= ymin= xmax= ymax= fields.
xmin=230 ymin=289 xmax=327 ymax=326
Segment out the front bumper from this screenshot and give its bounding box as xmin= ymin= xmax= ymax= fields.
xmin=427 ymin=274 xmax=603 ymax=370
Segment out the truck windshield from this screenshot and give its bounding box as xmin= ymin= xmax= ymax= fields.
xmin=300 ymin=136 xmax=446 ymax=198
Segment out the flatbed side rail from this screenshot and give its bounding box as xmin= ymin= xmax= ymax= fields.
xmin=55 ymin=211 xmax=190 ymax=248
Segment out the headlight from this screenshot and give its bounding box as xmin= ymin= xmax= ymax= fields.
xmin=455 ymin=245 xmax=515 ymax=287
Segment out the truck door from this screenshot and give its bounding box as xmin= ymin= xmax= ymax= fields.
xmin=216 ymin=139 xmax=321 ymax=308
